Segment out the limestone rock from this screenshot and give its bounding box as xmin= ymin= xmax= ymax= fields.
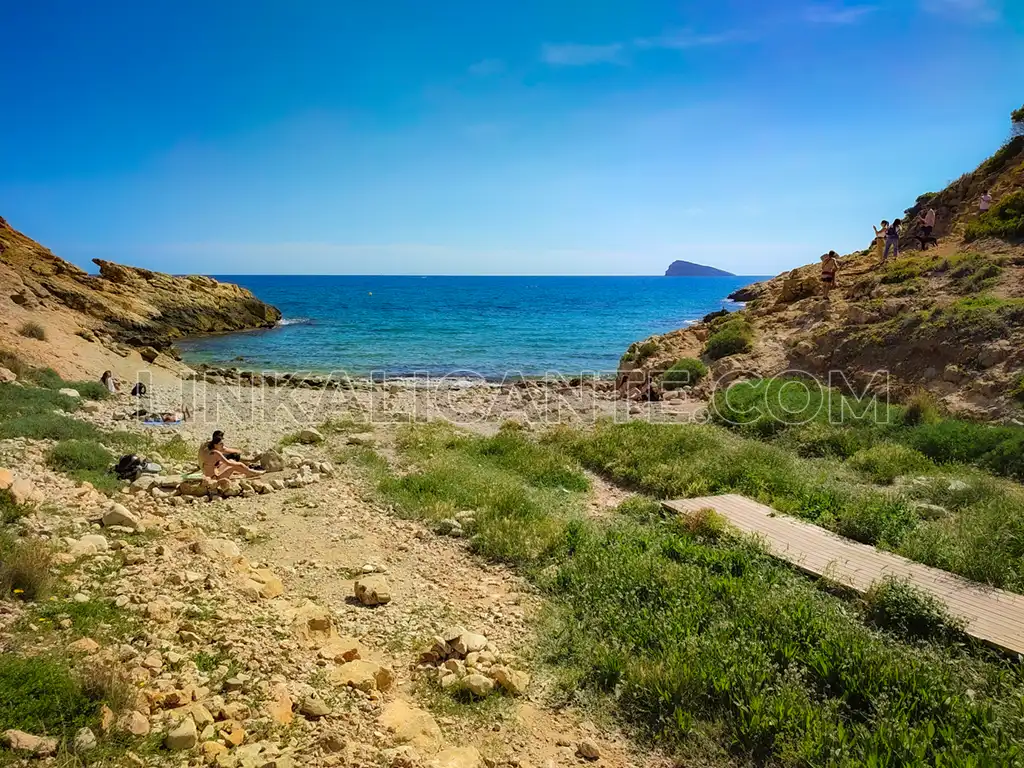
xmin=59 ymin=387 xmax=82 ymax=398
xmin=69 ymin=637 xmax=101 ymax=654
xmin=428 ymin=747 xmax=481 ymax=768
xmin=297 ymin=428 xmax=324 ymax=444
xmin=331 ymin=660 xmax=394 ymax=692
xmin=577 ymin=740 xmax=601 ymax=760
xmin=204 ymin=538 xmax=242 ymax=560
xmin=291 ymin=601 xmax=335 ymax=646
xmin=139 ymin=346 xmax=160 ymax=363
xmin=450 ymin=631 xmax=487 ymax=657
xmin=491 ymin=666 xmax=529 ymax=696
xmin=354 ymin=575 xmax=392 ymax=606
xmin=258 ymin=449 xmax=285 ymax=472
xmin=378 ymin=700 xmax=444 ymax=754
xmin=0 ymin=367 xmax=15 ymax=383
xmin=165 ymin=716 xmax=198 ymax=750
xmin=463 ymin=674 xmax=494 ymax=698
xmin=9 ymin=477 xmax=36 ymax=506
xmin=2 ymin=729 xmax=58 ymax=756
xmin=0 ymin=468 xmax=12 ymax=490
xmin=320 ymin=731 xmax=347 ymax=753
xmin=102 ymin=503 xmax=141 ymax=531
xmin=299 ymin=694 xmax=331 ymax=719
xmin=319 ymin=635 xmax=366 ymax=663
xmin=74 ymin=727 xmax=97 ymax=753
xmin=118 ymin=710 xmax=151 ymax=736
xmin=267 ymin=684 xmax=293 ymax=725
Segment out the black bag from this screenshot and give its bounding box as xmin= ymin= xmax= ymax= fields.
xmin=131 ymin=382 xmax=147 ymax=397
xmin=114 ymin=454 xmax=146 ymax=481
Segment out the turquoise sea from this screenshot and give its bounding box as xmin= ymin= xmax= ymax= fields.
xmin=177 ymin=275 xmax=762 ymax=378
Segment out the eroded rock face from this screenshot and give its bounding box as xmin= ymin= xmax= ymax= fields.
xmin=0 ymin=217 xmax=281 ymax=351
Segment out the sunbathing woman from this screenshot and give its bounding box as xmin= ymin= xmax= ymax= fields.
xmin=200 ymin=431 xmax=263 ymax=480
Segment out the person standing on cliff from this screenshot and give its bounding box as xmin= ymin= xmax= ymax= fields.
xmin=820 ymin=251 xmax=840 ymax=298
xmin=872 ymin=220 xmax=889 ymax=262
xmin=916 ymin=207 xmax=937 ymax=250
xmin=880 ymin=219 xmax=901 ymax=265
xmin=980 ymin=190 xmax=993 ymax=213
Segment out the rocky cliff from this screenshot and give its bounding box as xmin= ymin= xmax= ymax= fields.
xmin=0 ymin=216 xmax=281 ymax=379
xmin=621 ymin=113 xmax=1024 ymax=420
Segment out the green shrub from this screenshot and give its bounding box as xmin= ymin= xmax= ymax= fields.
xmin=18 ymin=321 xmax=46 ymax=341
xmin=865 ymin=577 xmax=966 ymax=642
xmin=0 ymin=489 xmax=29 ymax=525
xmin=0 ymin=533 xmax=53 ymax=601
xmin=24 ymin=366 xmax=65 ymax=390
xmin=661 ymin=358 xmax=707 ymax=389
xmin=965 ymin=190 xmax=1024 ymax=242
xmin=0 ymin=655 xmax=102 ymax=748
xmin=621 ymin=340 xmax=659 ymax=365
xmin=900 ymin=390 xmax=941 ymax=426
xmin=703 ymin=317 xmax=753 ymax=359
xmin=66 ymin=380 xmax=112 ymax=401
xmin=46 ymin=440 xmax=114 ymax=473
xmin=1010 ymin=374 xmax=1024 ymax=403
xmin=847 ymin=443 xmax=933 ymax=485
xmin=0 ymin=412 xmax=101 ymax=441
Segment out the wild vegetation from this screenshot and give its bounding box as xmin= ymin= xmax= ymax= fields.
xmin=17 ymin=321 xmax=46 ymax=341
xmin=703 ymin=316 xmax=753 ymax=359
xmin=662 ymin=357 xmax=707 ymax=389
xmin=363 ymin=421 xmax=1024 ymax=767
xmin=965 ymin=190 xmax=1024 ymax=242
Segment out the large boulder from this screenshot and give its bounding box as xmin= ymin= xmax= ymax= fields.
xmin=378 ymin=701 xmax=444 ymax=754
xmin=354 ymin=575 xmax=392 ymax=606
xmin=258 ymin=449 xmax=285 ymax=472
xmin=2 ymin=730 xmax=58 ymax=756
xmin=101 ymin=503 xmax=141 ymax=531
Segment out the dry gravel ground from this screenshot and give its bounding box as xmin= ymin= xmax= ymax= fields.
xmin=1 ymin=382 xmax=680 ymax=768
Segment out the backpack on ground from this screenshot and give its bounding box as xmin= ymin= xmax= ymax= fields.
xmin=131 ymin=382 xmax=147 ymax=397
xmin=114 ymin=454 xmax=146 ymax=481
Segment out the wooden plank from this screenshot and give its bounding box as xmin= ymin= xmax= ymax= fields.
xmin=663 ymin=494 xmax=1024 ymax=656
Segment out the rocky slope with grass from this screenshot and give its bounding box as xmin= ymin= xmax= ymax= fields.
xmin=0 ymin=215 xmax=281 ymax=381
xmin=621 ymin=111 xmax=1024 ymax=420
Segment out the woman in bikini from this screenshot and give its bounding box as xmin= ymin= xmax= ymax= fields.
xmin=820 ymin=251 xmax=839 ymax=298
xmin=200 ymin=431 xmax=264 ymax=480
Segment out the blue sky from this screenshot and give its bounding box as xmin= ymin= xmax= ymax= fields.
xmin=1 ymin=1 xmax=1021 ymax=276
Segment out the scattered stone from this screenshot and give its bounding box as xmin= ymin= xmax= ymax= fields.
xmin=0 ymin=468 xmax=12 ymax=491
xmin=297 ymin=427 xmax=324 ymax=444
xmin=0 ymin=366 xmax=15 ymax=384
xmin=450 ymin=631 xmax=487 ymax=657
xmin=429 ymin=747 xmax=482 ymax=768
xmin=577 ymin=740 xmax=601 ymax=761
xmin=118 ymin=710 xmax=151 ymax=737
xmin=320 ymin=731 xmax=347 ymax=753
xmin=74 ymin=727 xmax=97 ymax=753
xmin=354 ymin=575 xmax=392 ymax=606
xmin=491 ymin=666 xmax=529 ymax=696
xmin=299 ymin=694 xmax=331 ymax=719
xmin=463 ymin=674 xmax=494 ymax=698
xmin=101 ymin=503 xmax=142 ymax=531
xmin=331 ymin=660 xmax=395 ymax=692
xmin=165 ymin=716 xmax=198 ymax=751
xmin=68 ymin=637 xmax=101 ymax=654
xmin=9 ymin=477 xmax=36 ymax=506
xmin=258 ymin=449 xmax=285 ymax=472
xmin=139 ymin=346 xmax=160 ymax=363
xmin=2 ymin=729 xmax=58 ymax=756
xmin=59 ymin=387 xmax=82 ymax=398
xmin=267 ymin=684 xmax=293 ymax=725
xmin=378 ymin=700 xmax=444 ymax=754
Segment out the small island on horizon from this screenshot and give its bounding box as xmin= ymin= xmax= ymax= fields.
xmin=664 ymin=260 xmax=735 ymax=277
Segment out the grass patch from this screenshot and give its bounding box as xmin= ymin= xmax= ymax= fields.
xmin=0 ymin=349 xmax=30 ymax=379
xmin=703 ymin=317 xmax=754 ymax=360
xmin=965 ymin=189 xmax=1024 ymax=242
xmin=18 ymin=321 xmax=46 ymax=341
xmin=661 ymin=358 xmax=707 ymax=390
xmin=0 ymin=532 xmax=53 ymax=601
xmin=372 ymin=422 xmax=1024 ymax=765
xmin=30 ymin=595 xmax=141 ymax=640
xmin=64 ymin=380 xmax=111 ymax=401
xmin=45 ymin=440 xmax=119 ymax=494
xmin=864 ymin=577 xmax=967 ymax=643
xmin=369 ymin=422 xmax=588 ymax=565
xmin=0 ymin=489 xmax=29 ymax=525
xmin=549 ymin=417 xmax=1024 ymax=590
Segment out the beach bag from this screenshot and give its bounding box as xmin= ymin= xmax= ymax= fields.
xmin=131 ymin=382 xmax=147 ymax=397
xmin=114 ymin=454 xmax=146 ymax=481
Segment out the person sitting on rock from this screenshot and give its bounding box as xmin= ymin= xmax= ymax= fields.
xmin=820 ymin=251 xmax=840 ymax=297
xmin=200 ymin=431 xmax=263 ymax=480
xmin=100 ymin=370 xmax=120 ymax=394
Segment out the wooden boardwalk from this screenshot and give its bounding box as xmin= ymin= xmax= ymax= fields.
xmin=663 ymin=494 xmax=1024 ymax=656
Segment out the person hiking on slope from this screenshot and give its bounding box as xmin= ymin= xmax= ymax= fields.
xmin=820 ymin=251 xmax=840 ymax=298
xmin=872 ymin=220 xmax=889 ymax=262
xmin=916 ymin=207 xmax=938 ymax=250
xmin=880 ymin=219 xmax=901 ymax=265
xmin=980 ymin=190 xmax=993 ymax=213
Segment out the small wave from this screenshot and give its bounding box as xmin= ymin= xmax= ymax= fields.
xmin=278 ymin=317 xmax=312 ymax=326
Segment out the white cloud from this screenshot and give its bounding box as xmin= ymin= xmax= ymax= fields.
xmin=468 ymin=58 xmax=505 ymax=77
xmin=540 ymin=42 xmax=626 ymax=67
xmin=921 ymin=0 xmax=1001 ymax=22
xmin=634 ymin=29 xmax=750 ymax=49
xmin=804 ymin=3 xmax=878 ymax=24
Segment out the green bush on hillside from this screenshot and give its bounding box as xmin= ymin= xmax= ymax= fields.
xmin=46 ymin=440 xmax=119 ymax=494
xmin=661 ymin=358 xmax=707 ymax=389
xmin=965 ymin=190 xmax=1024 ymax=242
xmin=847 ymin=443 xmax=932 ymax=485
xmin=703 ymin=317 xmax=753 ymax=360
xmin=621 ymin=340 xmax=659 ymax=365
xmin=0 ymin=533 xmax=53 ymax=601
